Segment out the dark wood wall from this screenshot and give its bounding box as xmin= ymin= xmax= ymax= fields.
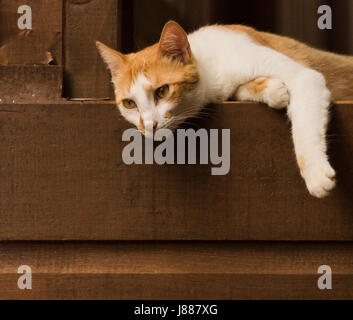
xmin=131 ymin=0 xmax=353 ymax=55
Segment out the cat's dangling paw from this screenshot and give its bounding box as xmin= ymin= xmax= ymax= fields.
xmin=302 ymin=161 xmax=336 ymax=198
xmin=263 ymin=78 xmax=290 ymax=109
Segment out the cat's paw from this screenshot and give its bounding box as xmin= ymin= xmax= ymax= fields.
xmin=302 ymin=161 xmax=336 ymax=198
xmin=263 ymin=78 xmax=290 ymax=109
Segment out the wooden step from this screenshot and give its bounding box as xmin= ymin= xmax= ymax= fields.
xmin=0 ymin=101 xmax=352 ymax=241
xmin=1 ymin=242 xmax=352 ymax=299
xmin=0 ymin=65 xmax=63 ymax=102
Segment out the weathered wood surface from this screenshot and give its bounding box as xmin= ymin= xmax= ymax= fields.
xmin=0 ymin=101 xmax=352 ymax=241
xmin=0 ymin=242 xmax=352 ymax=299
xmin=0 ymin=66 xmax=63 ymax=102
xmin=64 ymin=0 xmax=119 ymax=99
xmin=0 ymin=0 xmax=63 ymax=65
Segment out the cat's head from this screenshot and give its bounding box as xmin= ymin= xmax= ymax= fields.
xmin=96 ymin=21 xmax=200 ymax=136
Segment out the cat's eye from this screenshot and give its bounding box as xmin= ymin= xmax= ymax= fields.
xmin=122 ymin=99 xmax=137 ymax=109
xmin=155 ymin=85 xmax=170 ymax=99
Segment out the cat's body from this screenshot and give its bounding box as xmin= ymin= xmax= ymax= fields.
xmin=222 ymin=25 xmax=353 ymax=101
xmin=97 ymin=21 xmax=353 ymax=198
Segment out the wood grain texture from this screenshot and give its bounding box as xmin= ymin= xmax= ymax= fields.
xmin=0 ymin=66 xmax=63 ymax=102
xmin=0 ymin=242 xmax=352 ymax=300
xmin=64 ymin=0 xmax=119 ymax=99
xmin=0 ymin=101 xmax=352 ymax=241
xmin=0 ymin=0 xmax=62 ymax=65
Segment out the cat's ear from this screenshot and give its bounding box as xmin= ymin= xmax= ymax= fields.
xmin=96 ymin=41 xmax=125 ymax=78
xmin=159 ymin=21 xmax=192 ymax=64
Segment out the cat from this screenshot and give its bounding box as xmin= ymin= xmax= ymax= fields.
xmin=96 ymin=21 xmax=353 ymax=198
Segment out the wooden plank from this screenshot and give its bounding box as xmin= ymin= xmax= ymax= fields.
xmin=64 ymin=0 xmax=119 ymax=99
xmin=0 ymin=242 xmax=352 ymax=299
xmin=0 ymin=102 xmax=352 ymax=241
xmin=0 ymin=0 xmax=63 ymax=65
xmin=0 ymin=66 xmax=63 ymax=102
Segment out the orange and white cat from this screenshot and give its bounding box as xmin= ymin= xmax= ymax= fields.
xmin=97 ymin=21 xmax=353 ymax=198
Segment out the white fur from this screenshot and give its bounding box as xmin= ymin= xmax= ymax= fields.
xmin=119 ymin=73 xmax=175 ymax=133
xmin=236 ymin=78 xmax=290 ymax=109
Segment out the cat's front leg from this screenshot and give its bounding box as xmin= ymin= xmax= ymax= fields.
xmin=236 ymin=45 xmax=336 ymax=198
xmin=236 ymin=73 xmax=336 ymax=198
xmin=235 ymin=77 xmax=290 ymax=109
xmin=288 ymin=70 xmax=336 ymax=198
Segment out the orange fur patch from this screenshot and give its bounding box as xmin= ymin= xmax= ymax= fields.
xmin=246 ymin=77 xmax=269 ymax=96
xmin=113 ymin=44 xmax=199 ymax=105
xmin=139 ymin=116 xmax=145 ymax=133
xmin=298 ymin=156 xmax=306 ymax=171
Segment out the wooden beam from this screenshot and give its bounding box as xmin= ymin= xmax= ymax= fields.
xmin=0 ymin=102 xmax=352 ymax=240
xmin=0 ymin=242 xmax=352 ymax=299
xmin=64 ymin=0 xmax=119 ymax=99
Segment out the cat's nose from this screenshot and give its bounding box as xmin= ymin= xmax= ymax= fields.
xmin=143 ymin=120 xmax=158 ymax=136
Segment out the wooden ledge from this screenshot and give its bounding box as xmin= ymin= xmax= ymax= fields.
xmin=0 ymin=242 xmax=353 ymax=299
xmin=0 ymin=66 xmax=63 ymax=102
xmin=0 ymin=102 xmax=352 ymax=241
